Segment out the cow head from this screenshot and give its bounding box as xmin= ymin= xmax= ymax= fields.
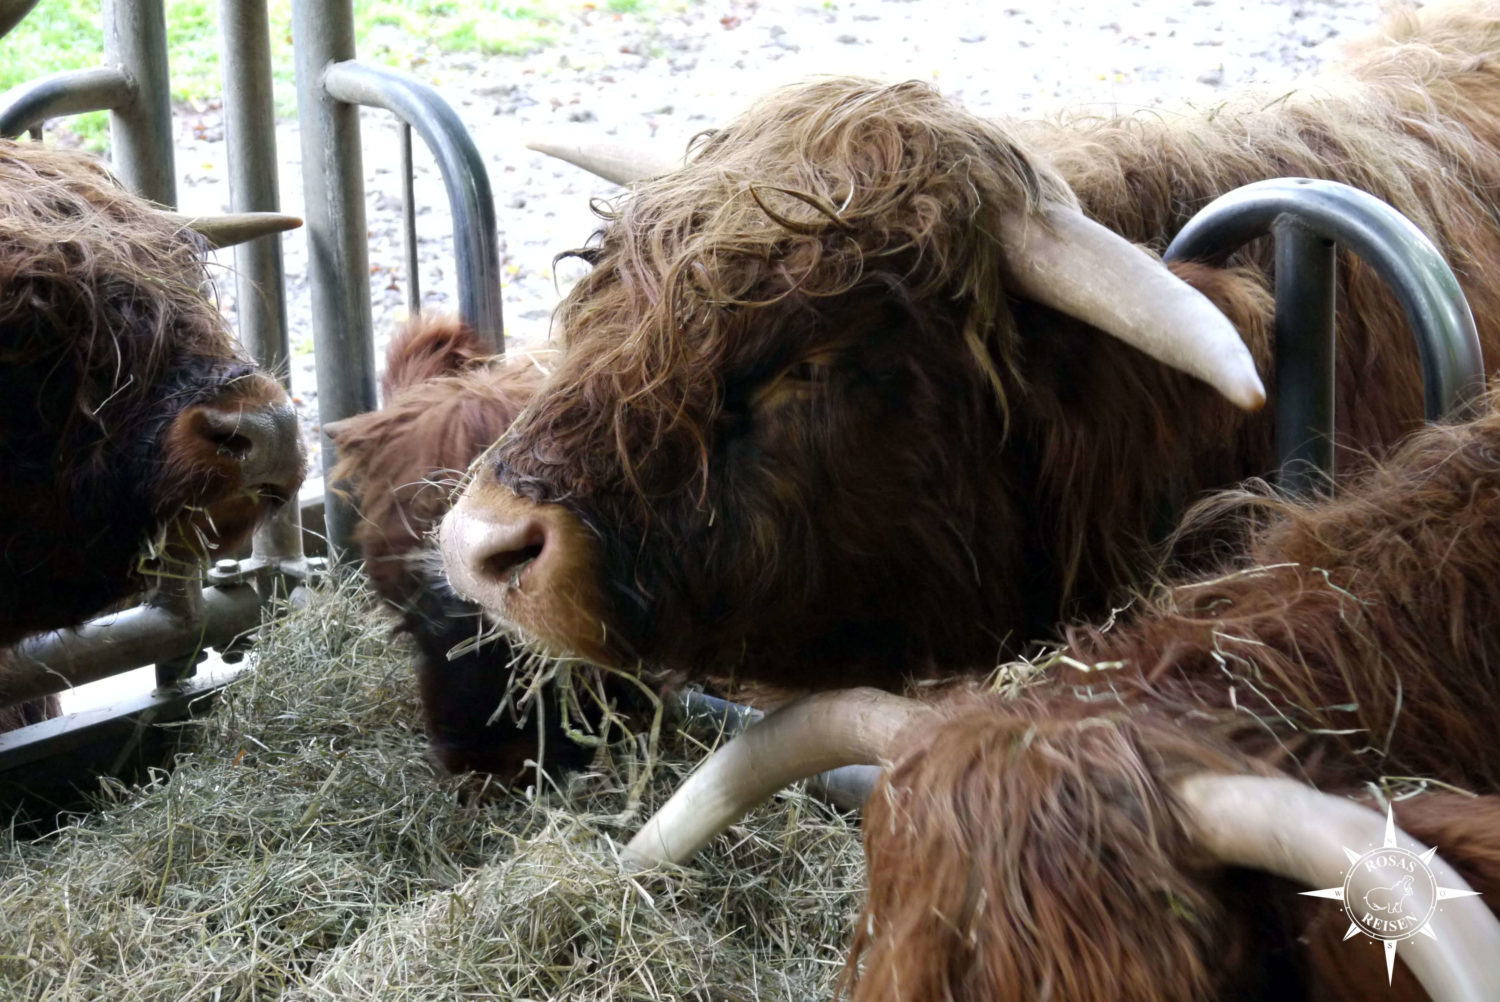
xmin=0 ymin=141 xmax=304 ymax=643
xmin=441 ymin=79 xmax=1263 ymax=686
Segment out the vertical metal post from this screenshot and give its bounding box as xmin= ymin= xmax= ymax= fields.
xmin=151 ymin=576 xmax=206 ymax=689
xmin=103 ymin=0 xmax=175 ymax=206
xmin=219 ymin=0 xmax=304 ymax=565
xmin=292 ymin=0 xmax=376 ymax=560
xmin=401 ymin=122 xmax=421 ymax=315
xmin=1272 ymin=221 xmax=1337 ymax=494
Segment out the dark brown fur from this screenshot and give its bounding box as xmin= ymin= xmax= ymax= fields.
xmin=478 ymin=3 xmax=1500 ymax=692
xmin=327 ymin=316 xmax=611 ymax=784
xmin=0 ymin=140 xmax=302 ymax=726
xmin=849 ymin=394 xmax=1500 ymax=1000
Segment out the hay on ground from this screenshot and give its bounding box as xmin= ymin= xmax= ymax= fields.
xmin=0 ymin=580 xmax=866 ymax=1001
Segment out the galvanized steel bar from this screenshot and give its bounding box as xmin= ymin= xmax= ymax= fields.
xmin=0 ymin=584 xmax=262 ymax=707
xmin=1166 ymin=177 xmax=1485 ymax=419
xmin=401 ymin=122 xmax=421 ymax=315
xmin=0 ymin=66 xmax=131 ymax=138
xmin=1270 ymin=221 xmax=1338 ymax=495
xmin=323 ymin=58 xmax=504 ymax=352
xmin=1165 ymin=177 xmax=1486 ymax=492
xmin=220 ymin=0 xmax=304 ymax=566
xmin=150 ymin=574 xmax=207 ymax=688
xmin=104 ymin=0 xmax=175 ymax=205
xmin=292 ymin=0 xmax=376 ymax=561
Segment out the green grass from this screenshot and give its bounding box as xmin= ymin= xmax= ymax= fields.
xmin=0 ymin=0 xmax=661 ymax=149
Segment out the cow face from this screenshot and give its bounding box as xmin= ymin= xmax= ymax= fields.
xmin=437 ymin=81 xmax=1079 ymax=687
xmin=446 ymin=290 xmax=1035 ymax=688
xmin=440 ymin=79 xmax=1260 ymax=687
xmin=0 ymin=142 xmax=304 ymax=645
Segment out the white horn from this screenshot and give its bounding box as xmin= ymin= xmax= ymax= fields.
xmin=1001 ymin=204 xmax=1266 ymax=412
xmin=632 ymin=690 xmax=1499 ymax=1000
xmin=163 ymin=211 xmax=303 ymax=250
xmin=624 ymin=687 xmax=928 ymax=866
xmin=1179 ymin=774 xmax=1500 ymax=1002
xmin=526 ymin=135 xmax=681 ymax=185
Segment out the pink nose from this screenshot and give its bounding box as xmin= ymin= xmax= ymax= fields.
xmin=443 ymin=510 xmax=550 ymax=603
xmin=439 ymin=479 xmax=613 ymax=663
xmin=438 ymin=492 xmax=564 ymax=612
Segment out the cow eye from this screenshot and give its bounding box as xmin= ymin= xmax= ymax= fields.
xmin=786 ymin=361 xmax=829 ymax=383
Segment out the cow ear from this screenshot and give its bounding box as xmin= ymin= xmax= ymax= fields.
xmin=322 ymin=418 xmax=355 ymax=445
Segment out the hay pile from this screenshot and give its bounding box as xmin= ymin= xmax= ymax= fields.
xmin=0 ymin=583 xmax=866 ymax=1001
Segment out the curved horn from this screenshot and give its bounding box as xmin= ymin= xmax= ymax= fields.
xmin=624 ymin=687 xmax=929 ymax=866
xmin=525 ymin=136 xmax=680 ymax=186
xmin=1001 ymin=204 xmax=1266 ymax=412
xmin=163 ymin=211 xmax=303 ymax=250
xmin=1180 ymin=774 xmax=1500 ymax=1002
xmin=634 ymin=692 xmax=1500 ymax=999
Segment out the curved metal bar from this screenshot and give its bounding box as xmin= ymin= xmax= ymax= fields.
xmin=0 ymin=0 xmax=40 ymax=43
xmin=323 ymin=59 xmax=504 ymax=353
xmin=1165 ymin=179 xmax=1485 ymax=488
xmin=0 ymin=66 xmax=131 ymax=138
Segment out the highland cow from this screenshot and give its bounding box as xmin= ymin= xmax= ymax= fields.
xmin=326 ymin=316 xmax=614 ymax=785
xmin=629 ymin=395 xmax=1500 ymax=999
xmin=0 ymin=140 xmax=304 ymax=723
xmin=442 ymin=3 xmax=1500 ymax=696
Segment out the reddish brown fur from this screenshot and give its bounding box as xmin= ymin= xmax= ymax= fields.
xmin=0 ymin=139 xmax=303 ymax=727
xmin=465 ymin=2 xmax=1500 ymax=694
xmin=849 ymin=394 xmax=1500 ymax=1000
xmin=327 ymin=316 xmax=613 ymax=784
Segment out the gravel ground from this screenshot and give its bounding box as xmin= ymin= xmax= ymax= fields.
xmin=167 ymin=0 xmax=1386 ymax=468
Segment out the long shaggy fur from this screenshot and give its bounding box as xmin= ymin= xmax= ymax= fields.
xmin=0 ymin=140 xmax=299 ymax=727
xmin=328 ymin=316 xmax=611 ymax=784
xmin=849 ymin=391 xmax=1500 ymax=999
xmin=484 ymin=2 xmax=1500 ymax=690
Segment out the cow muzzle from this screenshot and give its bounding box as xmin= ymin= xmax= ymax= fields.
xmin=158 ymin=373 xmax=307 ymax=558
xmin=177 ymin=373 xmax=306 ymax=507
xmin=440 ymin=475 xmax=614 ymax=665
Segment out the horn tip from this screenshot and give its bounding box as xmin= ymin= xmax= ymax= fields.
xmin=1225 ymin=368 xmax=1267 ymax=412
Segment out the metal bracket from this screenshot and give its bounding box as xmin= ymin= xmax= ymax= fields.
xmin=1165 ymin=177 xmax=1486 ymax=495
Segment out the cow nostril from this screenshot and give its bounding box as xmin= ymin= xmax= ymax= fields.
xmin=206 ymin=429 xmax=253 ymax=460
xmin=482 ymin=542 xmax=544 ymax=585
xmin=475 ymin=524 xmax=548 ymax=589
xmin=192 ymin=399 xmax=306 ymax=496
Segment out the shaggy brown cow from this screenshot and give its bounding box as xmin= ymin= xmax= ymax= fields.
xmin=630 ymin=393 xmax=1500 ymax=998
xmin=442 ymin=3 xmax=1500 ymax=694
xmin=0 ymin=141 xmax=305 ymax=719
xmin=326 ymin=315 xmax=613 ymax=785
